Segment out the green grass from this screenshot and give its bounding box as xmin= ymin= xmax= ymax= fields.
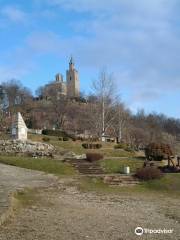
xmin=52 ymin=140 xmax=85 ymax=154
xmin=78 ymin=174 xmax=180 ymax=197
xmin=0 ymin=155 xmax=76 ymax=176
xmin=28 ymin=133 xmax=135 ymax=157
xmin=98 ymin=148 xmax=134 ymax=157
xmin=77 ymin=177 xmax=119 ymax=194
xmin=100 ymin=157 xmax=144 ymax=173
xmin=142 ymin=173 xmax=180 ymax=194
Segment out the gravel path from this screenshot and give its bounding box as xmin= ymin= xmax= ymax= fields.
xmin=0 ymin=163 xmax=57 ymax=223
xmin=0 ymin=171 xmax=179 ymax=240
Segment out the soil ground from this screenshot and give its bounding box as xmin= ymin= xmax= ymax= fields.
xmin=0 ymin=164 xmax=179 ymax=240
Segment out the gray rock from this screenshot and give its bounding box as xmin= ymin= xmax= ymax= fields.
xmin=75 ymin=154 xmax=86 ymax=160
xmin=0 ymin=140 xmax=55 ymax=157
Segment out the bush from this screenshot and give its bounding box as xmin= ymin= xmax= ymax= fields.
xmin=42 ymin=137 xmax=50 ymax=142
xmin=124 ymin=147 xmax=134 ymax=152
xmin=114 ymin=143 xmax=134 ymax=152
xmin=58 ymin=137 xmax=63 ymax=141
xmin=82 ymin=143 xmax=102 ymax=149
xmin=42 ymin=129 xmax=69 ymax=138
xmin=96 ymin=144 xmax=102 ymax=149
xmin=135 ymin=167 xmax=163 ymax=181
xmin=114 ymin=143 xmax=127 ymax=149
xmin=63 ymin=137 xmax=69 ymax=141
xmin=68 ymin=134 xmax=77 ymax=141
xmin=86 ymin=153 xmax=103 ymax=162
xmin=82 ymin=143 xmax=88 ymax=149
xmin=145 ymin=143 xmax=173 ymax=161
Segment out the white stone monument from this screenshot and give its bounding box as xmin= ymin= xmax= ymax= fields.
xmin=11 ymin=112 xmax=28 ymax=140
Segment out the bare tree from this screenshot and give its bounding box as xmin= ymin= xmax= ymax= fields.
xmin=1 ymin=80 xmax=32 ymax=113
xmin=113 ymin=103 xmax=130 ymax=142
xmin=91 ymin=69 xmax=118 ymax=137
xmin=43 ymin=86 xmax=69 ymax=129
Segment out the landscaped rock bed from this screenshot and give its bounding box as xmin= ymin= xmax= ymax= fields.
xmin=0 ymin=140 xmax=55 ymax=157
xmin=0 ymin=140 xmax=87 ymax=159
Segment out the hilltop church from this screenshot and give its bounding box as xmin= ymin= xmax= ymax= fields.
xmin=43 ymin=57 xmax=80 ymax=99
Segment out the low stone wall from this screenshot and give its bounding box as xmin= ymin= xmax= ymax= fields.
xmin=0 ymin=140 xmax=55 ymax=157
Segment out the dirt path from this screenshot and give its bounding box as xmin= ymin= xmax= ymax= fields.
xmin=0 ymin=163 xmax=57 ymax=223
xmin=0 ymin=171 xmax=179 ymax=240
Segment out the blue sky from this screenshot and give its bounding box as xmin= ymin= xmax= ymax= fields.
xmin=0 ymin=0 xmax=180 ymax=118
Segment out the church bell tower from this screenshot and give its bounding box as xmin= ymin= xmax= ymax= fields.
xmin=66 ymin=57 xmax=80 ymax=98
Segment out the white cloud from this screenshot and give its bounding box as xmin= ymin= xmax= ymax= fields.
xmin=44 ymin=0 xmax=176 ymax=17
xmin=1 ymin=0 xmax=180 ymax=112
xmin=1 ymin=5 xmax=27 ymax=23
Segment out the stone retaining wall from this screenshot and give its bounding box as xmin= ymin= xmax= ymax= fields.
xmin=0 ymin=140 xmax=55 ymax=157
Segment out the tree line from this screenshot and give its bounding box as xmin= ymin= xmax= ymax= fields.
xmin=0 ymin=71 xmax=180 ymax=151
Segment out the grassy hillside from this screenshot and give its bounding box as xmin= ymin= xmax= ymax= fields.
xmin=28 ymin=133 xmax=135 ymax=158
xmin=100 ymin=157 xmax=144 ymax=173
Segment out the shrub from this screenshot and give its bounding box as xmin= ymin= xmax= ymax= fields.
xmin=58 ymin=137 xmax=63 ymax=141
xmin=82 ymin=143 xmax=102 ymax=149
xmin=135 ymin=167 xmax=163 ymax=181
xmin=124 ymin=146 xmax=134 ymax=152
xmin=68 ymin=134 xmax=77 ymax=141
xmin=42 ymin=137 xmax=50 ymax=142
xmin=114 ymin=143 xmax=128 ymax=149
xmin=145 ymin=143 xmax=173 ymax=161
xmin=86 ymin=153 xmax=103 ymax=162
xmin=42 ymin=129 xmax=70 ymax=138
xmin=63 ymin=137 xmax=69 ymax=141
xmin=96 ymin=144 xmax=102 ymax=149
xmin=82 ymin=143 xmax=88 ymax=149
xmin=114 ymin=143 xmax=134 ymax=152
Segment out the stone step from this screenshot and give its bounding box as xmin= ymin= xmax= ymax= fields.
xmin=109 ymin=182 xmax=139 ymax=186
xmin=104 ymin=176 xmax=137 ymax=179
xmin=77 ymin=167 xmax=103 ymax=170
xmin=68 ymin=159 xmax=105 ymax=175
xmin=77 ymin=170 xmax=104 ymax=174
xmin=75 ymin=167 xmax=102 ymax=170
xmin=78 ymin=169 xmax=104 ymax=173
xmin=76 ymin=166 xmax=103 ymax=170
xmin=103 ymin=175 xmax=140 ymax=185
xmin=79 ymin=172 xmax=102 ymax=176
xmin=109 ymin=179 xmax=137 ymax=182
xmin=71 ymin=163 xmax=100 ymax=167
xmin=109 ymin=180 xmax=139 ymax=183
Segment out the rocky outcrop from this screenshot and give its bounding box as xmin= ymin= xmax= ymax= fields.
xmin=0 ymin=140 xmax=55 ymax=157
